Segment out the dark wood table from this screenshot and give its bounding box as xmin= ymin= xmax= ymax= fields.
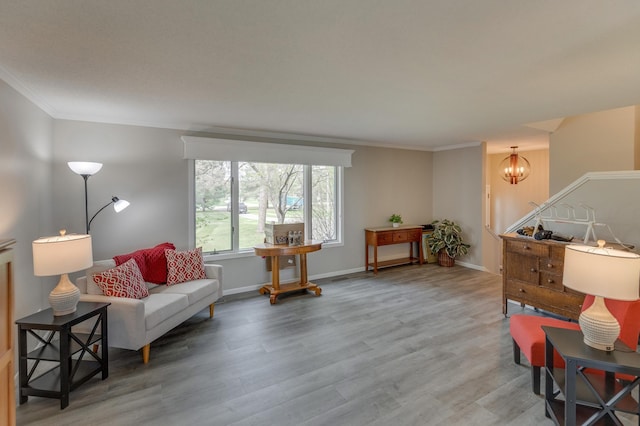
xmin=254 ymin=240 xmax=323 ymax=304
xmin=16 ymin=302 xmax=109 ymax=409
xmin=543 ymin=326 xmax=640 ymax=425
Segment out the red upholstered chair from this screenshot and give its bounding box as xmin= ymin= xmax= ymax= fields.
xmin=510 ymin=295 xmax=640 ymax=394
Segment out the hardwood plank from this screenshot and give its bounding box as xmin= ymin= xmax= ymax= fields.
xmin=16 ymin=264 xmax=568 ymax=425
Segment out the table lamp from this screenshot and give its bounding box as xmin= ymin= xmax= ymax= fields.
xmin=32 ymin=230 xmax=93 ymax=316
xmin=563 ymin=240 xmax=640 ymax=351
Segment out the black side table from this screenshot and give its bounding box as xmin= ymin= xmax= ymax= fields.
xmin=16 ymin=302 xmax=110 ymax=409
xmin=543 ymin=326 xmax=640 ymax=425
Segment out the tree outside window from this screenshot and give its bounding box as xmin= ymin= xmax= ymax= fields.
xmin=195 ymin=160 xmax=339 ymax=254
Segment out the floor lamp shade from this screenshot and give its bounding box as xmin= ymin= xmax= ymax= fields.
xmin=33 ymin=231 xmax=93 ymax=316
xmin=563 ymin=240 xmax=640 ymax=351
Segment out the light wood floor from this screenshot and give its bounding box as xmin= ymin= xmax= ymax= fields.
xmin=16 ymin=264 xmax=559 ymax=425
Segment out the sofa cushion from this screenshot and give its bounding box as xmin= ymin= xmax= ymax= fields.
xmin=151 ymin=278 xmax=218 ymax=305
xmin=92 ymin=258 xmax=149 ymax=299
xmin=165 ymin=247 xmax=206 ymax=285
xmin=113 ymin=242 xmax=175 ymax=284
xmin=86 ymin=260 xmax=117 ymax=295
xmin=143 ymin=293 xmax=190 ymax=330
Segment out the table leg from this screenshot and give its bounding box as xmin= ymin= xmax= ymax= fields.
xmin=365 ymin=242 xmax=369 ymax=272
xmin=60 ymin=329 xmax=70 ymax=409
xmin=544 ymin=335 xmax=554 ymax=418
xmin=565 ymin=359 xmax=577 ymax=426
xmin=410 ymin=242 xmax=414 ymax=262
xmin=300 ymin=253 xmax=308 ymax=285
xmin=373 ymin=246 xmax=378 ymax=274
xmin=271 ymin=256 xmax=280 ymax=291
xmin=101 ymin=308 xmax=109 ymax=379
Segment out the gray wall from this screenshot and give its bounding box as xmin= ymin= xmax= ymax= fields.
xmin=432 ymin=144 xmax=485 ymax=268
xmin=550 ymin=106 xmax=636 ymax=194
xmin=51 ymin=120 xmax=435 ymax=293
xmin=0 ymin=80 xmax=55 ymax=319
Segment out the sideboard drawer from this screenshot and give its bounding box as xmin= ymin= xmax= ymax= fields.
xmin=505 ymin=239 xmax=548 ymax=258
xmin=392 ymin=232 xmax=409 ymax=243
xmin=376 ymin=232 xmax=393 ymax=245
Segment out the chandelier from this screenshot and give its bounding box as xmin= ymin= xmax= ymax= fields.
xmin=500 ymin=146 xmax=530 ymax=184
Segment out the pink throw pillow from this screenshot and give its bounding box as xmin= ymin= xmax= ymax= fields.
xmin=113 ymin=242 xmax=175 ymax=284
xmin=92 ymin=258 xmax=149 ymax=299
xmin=165 ymin=247 xmax=206 ymax=285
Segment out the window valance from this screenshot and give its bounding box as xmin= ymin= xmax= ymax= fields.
xmin=181 ymin=136 xmax=353 ymax=167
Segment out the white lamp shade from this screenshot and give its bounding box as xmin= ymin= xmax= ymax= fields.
xmin=114 ymin=198 xmax=130 ymax=213
xmin=563 ymin=242 xmax=640 ymax=301
xmin=33 ymin=233 xmax=93 ymax=276
xmin=68 ymin=161 xmax=103 ymax=176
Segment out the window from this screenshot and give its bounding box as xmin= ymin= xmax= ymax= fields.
xmin=184 ymin=136 xmax=352 ymax=256
xmin=194 ymin=160 xmax=342 ymax=254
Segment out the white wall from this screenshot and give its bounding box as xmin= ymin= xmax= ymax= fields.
xmin=0 ymin=79 xmax=55 ymax=320
xmin=432 ymin=144 xmax=484 ymax=269
xmin=550 ymin=106 xmax=636 ymax=194
xmin=489 ymin=149 xmax=549 ymax=234
xmin=51 ymin=120 xmax=434 ymax=293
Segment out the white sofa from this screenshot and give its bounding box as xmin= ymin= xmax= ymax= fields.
xmin=75 ymin=260 xmax=223 ymax=363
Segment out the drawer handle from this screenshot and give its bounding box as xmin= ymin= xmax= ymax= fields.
xmin=547 ymin=263 xmax=553 ymax=268
xmin=530 ymin=268 xmax=537 ymax=273
xmin=519 ymin=288 xmax=525 ymax=293
xmin=547 ymin=279 xmax=554 ymax=283
xmin=523 ymin=245 xmax=530 ymax=250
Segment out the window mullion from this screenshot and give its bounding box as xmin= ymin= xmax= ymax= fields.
xmin=231 ymin=162 xmax=240 ymax=251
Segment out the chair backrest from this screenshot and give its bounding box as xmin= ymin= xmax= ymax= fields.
xmin=581 ymin=294 xmax=640 ymax=350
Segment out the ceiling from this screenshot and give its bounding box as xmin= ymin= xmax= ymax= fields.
xmin=1 ymin=1 xmax=639 ymax=153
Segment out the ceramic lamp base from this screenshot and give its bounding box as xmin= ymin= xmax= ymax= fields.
xmin=579 ymin=296 xmax=620 ymax=352
xmin=49 ymin=273 xmax=81 ymax=316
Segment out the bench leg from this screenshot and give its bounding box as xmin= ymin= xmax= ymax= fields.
xmin=209 ymin=303 xmax=215 ymax=318
xmin=513 ymin=339 xmax=521 ymax=365
xmin=532 ymin=366 xmax=541 ymax=394
xmin=142 ymin=344 xmax=150 ymax=364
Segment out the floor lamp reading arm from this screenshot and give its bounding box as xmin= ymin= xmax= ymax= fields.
xmin=87 ymin=197 xmax=117 ymax=232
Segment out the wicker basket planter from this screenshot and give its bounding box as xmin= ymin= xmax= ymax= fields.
xmin=438 ymin=249 xmax=455 ymax=267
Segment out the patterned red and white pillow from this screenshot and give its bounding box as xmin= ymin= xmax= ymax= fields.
xmin=165 ymin=247 xmax=206 ymax=285
xmin=92 ymin=258 xmax=149 ymax=299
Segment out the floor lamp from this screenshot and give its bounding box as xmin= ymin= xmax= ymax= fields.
xmin=68 ymin=161 xmax=130 ymax=233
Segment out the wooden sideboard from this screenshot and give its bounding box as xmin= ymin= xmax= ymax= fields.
xmin=501 ymin=233 xmax=584 ymax=320
xmin=0 ymin=239 xmax=15 ymax=426
xmin=365 ymin=226 xmax=423 ymax=274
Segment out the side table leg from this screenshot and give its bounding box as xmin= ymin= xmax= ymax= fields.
xmin=565 ymin=359 xmax=577 ymax=426
xmin=101 ymin=308 xmax=109 ymax=379
xmin=271 ymin=256 xmax=280 ymax=291
xmin=300 ymin=253 xmax=308 ymax=285
xmin=365 ymin=242 xmax=369 ymax=272
xmin=60 ymin=329 xmax=70 ymax=409
xmin=373 ymin=246 xmax=378 ymax=274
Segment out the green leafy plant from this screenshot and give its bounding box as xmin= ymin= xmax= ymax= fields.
xmin=428 ymin=219 xmax=470 ymax=259
xmin=389 ymin=214 xmax=403 ymax=224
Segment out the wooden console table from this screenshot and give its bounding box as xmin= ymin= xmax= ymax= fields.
xmin=365 ymin=226 xmax=423 ymax=274
xmin=254 ymin=240 xmax=323 ymax=304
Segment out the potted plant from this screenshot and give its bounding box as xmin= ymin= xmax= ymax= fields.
xmin=428 ymin=219 xmax=470 ymax=266
xmin=389 ymin=213 xmax=403 ymax=228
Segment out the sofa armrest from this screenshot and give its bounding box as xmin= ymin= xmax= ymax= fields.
xmin=79 ymin=293 xmax=147 ymax=350
xmin=205 ymin=263 xmax=223 ymax=300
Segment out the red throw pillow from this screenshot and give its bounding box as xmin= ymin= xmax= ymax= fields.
xmin=165 ymin=247 xmax=207 ymax=285
xmin=92 ymin=258 xmax=149 ymax=299
xmin=113 ymin=242 xmax=175 ymax=284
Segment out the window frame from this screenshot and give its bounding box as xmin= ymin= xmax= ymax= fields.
xmin=188 ymin=160 xmax=345 ymax=261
